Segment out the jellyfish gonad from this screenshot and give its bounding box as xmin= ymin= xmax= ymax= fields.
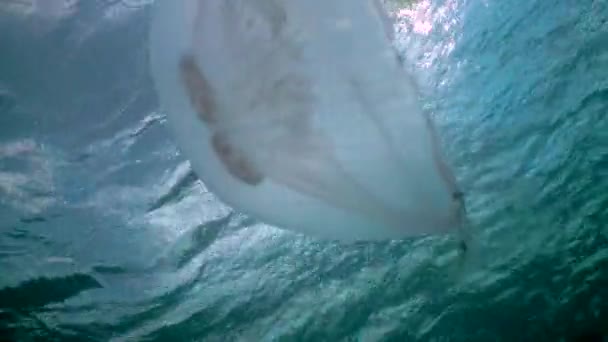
xmin=149 ymin=0 xmax=473 ymax=252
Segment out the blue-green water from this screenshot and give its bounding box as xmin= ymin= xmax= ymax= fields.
xmin=1 ymin=0 xmax=607 ymax=341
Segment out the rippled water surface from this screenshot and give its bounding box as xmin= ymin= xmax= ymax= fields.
xmin=1 ymin=0 xmax=607 ymax=341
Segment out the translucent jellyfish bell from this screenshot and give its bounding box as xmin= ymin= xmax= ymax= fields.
xmin=149 ymin=0 xmax=468 ymax=243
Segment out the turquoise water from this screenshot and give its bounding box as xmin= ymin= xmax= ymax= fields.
xmin=1 ymin=0 xmax=607 ymax=341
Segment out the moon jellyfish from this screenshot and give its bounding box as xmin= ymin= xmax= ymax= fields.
xmin=149 ymin=0 xmax=472 ymax=248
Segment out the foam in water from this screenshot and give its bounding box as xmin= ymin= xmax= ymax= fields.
xmin=148 ymin=0 xmax=471 ymax=247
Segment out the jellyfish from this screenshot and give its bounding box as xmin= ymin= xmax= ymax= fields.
xmin=148 ymin=0 xmax=473 ymax=253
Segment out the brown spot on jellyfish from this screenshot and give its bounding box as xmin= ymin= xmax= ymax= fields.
xmin=211 ymin=132 xmax=265 ymax=186
xmin=179 ymin=54 xmax=217 ymax=125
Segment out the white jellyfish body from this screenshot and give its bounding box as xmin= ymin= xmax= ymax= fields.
xmin=149 ymin=0 xmax=466 ymax=242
